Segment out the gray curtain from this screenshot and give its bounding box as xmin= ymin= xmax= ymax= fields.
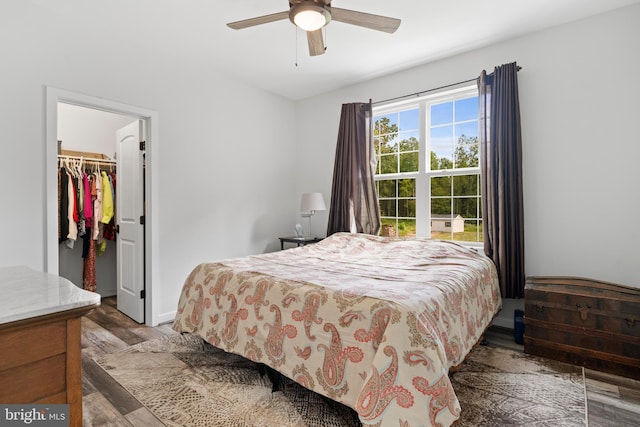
xmin=478 ymin=62 xmax=525 ymax=298
xmin=327 ymin=102 xmax=381 ymax=236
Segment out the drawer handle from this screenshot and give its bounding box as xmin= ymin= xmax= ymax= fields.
xmin=535 ymin=303 xmax=544 ymax=312
xmin=576 ymin=303 xmax=591 ymax=321
xmin=627 ymin=318 xmax=637 ymax=328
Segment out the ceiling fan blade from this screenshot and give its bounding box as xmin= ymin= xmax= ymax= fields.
xmin=307 ymin=30 xmax=325 ymax=56
xmin=227 ymin=11 xmax=289 ymax=30
xmin=331 ymin=7 xmax=401 ymax=34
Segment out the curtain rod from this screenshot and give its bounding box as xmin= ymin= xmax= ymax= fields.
xmin=372 ymin=65 xmax=522 ymax=106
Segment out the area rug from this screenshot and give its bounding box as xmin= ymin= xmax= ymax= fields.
xmin=450 ymin=345 xmax=587 ymax=426
xmin=93 ymin=334 xmax=587 ymax=427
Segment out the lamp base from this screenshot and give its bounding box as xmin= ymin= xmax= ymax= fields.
xmin=302 ymin=211 xmax=317 ymax=239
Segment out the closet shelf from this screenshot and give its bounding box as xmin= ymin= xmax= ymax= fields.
xmin=59 ymin=149 xmax=112 ymax=161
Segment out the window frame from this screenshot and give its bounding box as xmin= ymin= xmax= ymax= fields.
xmin=373 ymin=84 xmax=482 ymax=246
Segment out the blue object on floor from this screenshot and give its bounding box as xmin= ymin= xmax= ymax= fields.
xmin=514 ymin=309 xmax=524 ymax=344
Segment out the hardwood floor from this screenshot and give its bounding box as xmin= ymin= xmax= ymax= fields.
xmin=82 ymin=298 xmax=640 ymax=426
xmin=82 ymin=297 xmax=177 ymax=426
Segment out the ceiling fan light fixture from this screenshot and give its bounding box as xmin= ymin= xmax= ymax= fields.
xmin=290 ymin=2 xmax=331 ymax=31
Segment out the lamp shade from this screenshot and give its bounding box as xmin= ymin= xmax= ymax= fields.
xmin=300 ymin=192 xmax=326 ymax=213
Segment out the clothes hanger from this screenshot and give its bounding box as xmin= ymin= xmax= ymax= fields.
xmin=77 ymin=157 xmax=84 ymax=178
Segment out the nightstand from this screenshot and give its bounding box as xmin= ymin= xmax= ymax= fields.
xmin=279 ymin=236 xmax=323 ymax=250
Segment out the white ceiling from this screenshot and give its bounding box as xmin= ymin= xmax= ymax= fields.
xmin=27 ymin=0 xmax=640 ymax=100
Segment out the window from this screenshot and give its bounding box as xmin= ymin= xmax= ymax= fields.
xmin=373 ymin=85 xmax=482 ymax=244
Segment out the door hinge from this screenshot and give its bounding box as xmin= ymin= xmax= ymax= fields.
xmin=140 ymin=290 xmax=146 ymax=299
xmin=140 ymin=215 xmax=145 ymax=225
xmin=140 ymin=140 xmax=146 ymax=151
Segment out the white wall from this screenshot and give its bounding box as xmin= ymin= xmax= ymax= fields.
xmin=0 ymin=2 xmax=298 ymax=324
xmin=58 ymin=103 xmax=133 ymax=158
xmin=294 ymin=4 xmax=640 ymax=294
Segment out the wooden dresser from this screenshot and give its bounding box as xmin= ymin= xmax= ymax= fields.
xmin=524 ymin=276 xmax=640 ymax=380
xmin=0 ymin=267 xmax=100 ymax=427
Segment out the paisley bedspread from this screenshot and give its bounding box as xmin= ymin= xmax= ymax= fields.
xmin=172 ymin=232 xmax=501 ymax=427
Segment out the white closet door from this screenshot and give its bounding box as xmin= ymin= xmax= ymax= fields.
xmin=116 ymin=120 xmax=145 ymax=323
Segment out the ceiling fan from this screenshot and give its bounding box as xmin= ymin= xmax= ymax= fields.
xmin=227 ymin=0 xmax=401 ymax=56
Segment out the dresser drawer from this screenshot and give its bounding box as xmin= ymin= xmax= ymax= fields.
xmin=0 ymin=353 xmax=67 ymax=403
xmin=0 ymin=320 xmax=67 ymax=371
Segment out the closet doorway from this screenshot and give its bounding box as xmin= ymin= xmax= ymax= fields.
xmin=46 ymin=87 xmax=159 ymax=325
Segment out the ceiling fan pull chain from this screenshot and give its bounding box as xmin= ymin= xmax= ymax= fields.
xmin=323 ymin=26 xmax=327 ymax=52
xmin=295 ymin=26 xmax=299 ymax=67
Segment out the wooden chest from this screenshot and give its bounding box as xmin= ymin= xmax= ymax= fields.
xmin=524 ymin=276 xmax=640 ymax=380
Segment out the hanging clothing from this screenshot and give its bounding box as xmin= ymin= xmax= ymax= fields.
xmin=83 ymin=173 xmax=92 ymax=224
xmin=65 ymin=171 xmax=78 ymax=249
xmin=92 ymin=171 xmax=103 ymax=241
xmin=82 ymin=232 xmax=97 ymax=292
xmin=103 ymin=171 xmax=117 ymax=242
xmin=83 ymin=171 xmax=99 ymax=292
xmin=59 ymin=168 xmax=69 ymax=243
xmin=97 ymin=171 xmax=114 ymax=256
xmin=57 ymin=155 xmax=117 ymax=293
xmin=76 ymin=173 xmax=85 ymax=237
xmin=101 ymin=171 xmax=114 ymax=224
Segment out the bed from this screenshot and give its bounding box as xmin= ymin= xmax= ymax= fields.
xmin=172 ymin=232 xmax=502 ymax=427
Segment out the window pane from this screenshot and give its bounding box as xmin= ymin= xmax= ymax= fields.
xmin=399 ymin=131 xmax=419 ymax=151
xmin=431 ymin=198 xmax=451 ymax=215
xmin=378 ymin=178 xmax=416 ymax=237
xmin=431 ymin=102 xmax=452 ymax=126
xmin=452 ymin=175 xmax=479 ymax=196
xmin=399 ymin=152 xmax=418 ymax=173
xmin=399 ymin=109 xmax=419 ymax=131
xmin=430 ymin=125 xmax=452 ymax=146
xmin=397 ymin=219 xmax=416 ymax=237
xmin=374 ymin=114 xmax=399 ymax=159
xmin=453 ymin=197 xmax=478 ymax=220
xmin=380 ymin=199 xmax=396 ymax=217
xmin=455 ymin=121 xmax=478 ymax=140
xmin=398 ymin=199 xmax=415 ymax=217
xmin=454 ymin=138 xmax=479 ymax=168
xmin=431 ymin=147 xmax=453 ymax=170
xmin=386 ymin=134 xmax=400 ymax=152
xmin=374 ymin=113 xmax=398 ymax=134
xmin=454 ymin=97 xmax=478 ymax=122
xmin=380 ymin=219 xmax=397 ymax=237
xmin=450 ymin=219 xmax=483 ymax=243
xmin=377 ymin=180 xmax=396 ymax=198
xmin=431 ymin=176 xmax=451 ymax=196
xmin=398 ymin=179 xmax=416 ymax=197
xmin=379 ymin=153 xmax=398 ymax=174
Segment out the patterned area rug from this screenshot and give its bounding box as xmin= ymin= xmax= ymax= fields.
xmin=94 ymin=334 xmax=360 ymax=427
xmin=450 ymin=345 xmax=586 ymax=426
xmin=94 ymin=334 xmax=586 ymax=427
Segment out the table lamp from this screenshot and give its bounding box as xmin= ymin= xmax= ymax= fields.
xmin=300 ymin=192 xmax=326 ymax=238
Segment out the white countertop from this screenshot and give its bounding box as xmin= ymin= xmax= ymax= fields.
xmin=0 ymin=266 xmax=101 ymax=324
